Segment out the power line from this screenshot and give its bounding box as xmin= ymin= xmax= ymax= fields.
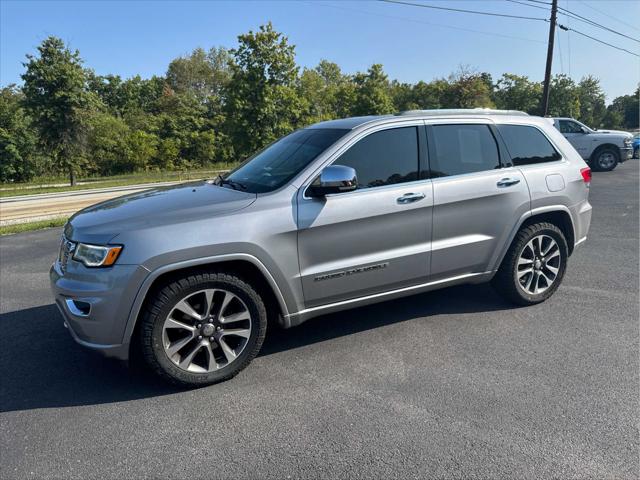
xmin=376 ymin=0 xmax=640 ymax=58
xmin=513 ymin=0 xmax=640 ymax=44
xmin=505 ymin=0 xmax=549 ymax=12
xmin=556 ymin=25 xmax=564 ymax=74
xmin=558 ymin=24 xmax=640 ymax=58
xmin=565 ymin=0 xmax=571 ymax=78
xmin=378 ymin=0 xmax=549 ymax=22
xmin=520 ymin=0 xmax=552 ymax=5
xmin=557 ymin=5 xmax=640 ymax=44
xmin=579 ymin=1 xmax=640 ymax=33
xmin=310 ymin=1 xmax=545 ymax=44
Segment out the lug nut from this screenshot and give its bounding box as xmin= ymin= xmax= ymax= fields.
xmin=210 ymin=337 xmax=215 ymax=342
xmin=198 ymin=335 xmax=202 ymax=340
xmin=197 ymin=323 xmax=202 ymax=328
xmin=216 ymin=326 xmax=222 ymax=331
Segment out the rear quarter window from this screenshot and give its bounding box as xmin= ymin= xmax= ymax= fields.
xmin=497 ymin=125 xmax=562 ymax=166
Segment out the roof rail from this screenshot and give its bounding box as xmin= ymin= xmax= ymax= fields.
xmin=395 ymin=108 xmax=529 ymax=117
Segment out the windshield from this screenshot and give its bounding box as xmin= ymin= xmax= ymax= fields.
xmin=219 ymin=128 xmax=349 ymax=193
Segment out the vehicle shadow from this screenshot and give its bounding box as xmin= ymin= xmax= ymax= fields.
xmin=0 ymin=284 xmax=511 ymax=413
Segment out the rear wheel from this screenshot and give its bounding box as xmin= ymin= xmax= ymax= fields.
xmin=139 ymin=272 xmax=267 ymax=387
xmin=592 ymin=147 xmax=619 ymax=172
xmin=492 ymin=222 xmax=568 ymax=306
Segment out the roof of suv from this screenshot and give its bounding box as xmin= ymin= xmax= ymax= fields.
xmin=308 ymin=108 xmax=531 ymax=130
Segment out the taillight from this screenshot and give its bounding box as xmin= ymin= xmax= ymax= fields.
xmin=580 ymin=167 xmax=591 ymax=186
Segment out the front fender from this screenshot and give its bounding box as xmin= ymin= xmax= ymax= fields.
xmin=120 ymin=252 xmax=294 ymax=345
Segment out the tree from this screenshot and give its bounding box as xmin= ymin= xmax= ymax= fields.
xmin=604 ymin=87 xmax=639 ymax=130
xmin=21 ymin=36 xmax=94 ymax=185
xmin=224 ymin=22 xmax=303 ymax=159
xmin=87 ymin=111 xmax=131 ymax=175
xmin=352 ymin=64 xmax=394 ymax=115
xmin=166 ymin=47 xmax=231 ymax=102
xmin=298 ymin=60 xmax=354 ymax=123
xmin=547 ymin=74 xmax=580 ymax=119
xmin=441 ymin=67 xmax=495 ymax=109
xmin=493 ymin=74 xmax=542 ymax=114
xmin=577 ymin=75 xmax=606 ymax=128
xmin=0 ymin=86 xmax=40 ymax=182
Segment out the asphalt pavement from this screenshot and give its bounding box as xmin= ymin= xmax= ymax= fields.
xmin=1 ymin=160 xmax=638 ymax=479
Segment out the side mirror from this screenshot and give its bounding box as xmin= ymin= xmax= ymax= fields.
xmin=307 ymin=165 xmax=358 ymax=197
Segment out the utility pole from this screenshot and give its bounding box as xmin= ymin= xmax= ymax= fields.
xmin=541 ymin=0 xmax=558 ymax=116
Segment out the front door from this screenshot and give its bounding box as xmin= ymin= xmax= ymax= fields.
xmin=558 ymin=119 xmax=590 ymax=158
xmin=297 ymin=124 xmax=433 ymax=308
xmin=427 ymin=122 xmax=531 ymax=280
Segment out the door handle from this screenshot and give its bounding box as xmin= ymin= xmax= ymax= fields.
xmin=497 ymin=178 xmax=520 ymax=188
xmin=397 ymin=192 xmax=426 ymax=204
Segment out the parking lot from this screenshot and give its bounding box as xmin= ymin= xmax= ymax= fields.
xmin=1 ymin=160 xmax=638 ymax=479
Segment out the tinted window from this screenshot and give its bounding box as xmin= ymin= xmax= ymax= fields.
xmin=559 ymin=120 xmax=583 ymax=134
xmin=335 ymin=127 xmax=419 ymax=189
xmin=223 ymin=128 xmax=348 ymax=193
xmin=497 ymin=125 xmax=561 ymax=166
xmin=431 ymin=124 xmax=500 ymax=177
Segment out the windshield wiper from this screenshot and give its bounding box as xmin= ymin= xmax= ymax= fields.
xmin=214 ymin=174 xmax=247 ymax=191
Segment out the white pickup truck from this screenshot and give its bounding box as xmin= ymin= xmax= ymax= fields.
xmin=553 ymin=117 xmax=633 ymax=171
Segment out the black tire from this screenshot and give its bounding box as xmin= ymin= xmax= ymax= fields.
xmin=492 ymin=222 xmax=568 ymax=306
xmin=591 ymin=147 xmax=619 ymax=172
xmin=139 ymin=272 xmax=267 ymax=387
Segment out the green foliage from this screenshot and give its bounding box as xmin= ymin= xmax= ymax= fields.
xmin=21 ymin=36 xmax=95 ymax=185
xmin=352 ymin=64 xmax=394 ymax=115
xmin=604 ymin=87 xmax=639 ymax=130
xmin=494 ymin=74 xmax=542 ymax=114
xmin=442 ymin=68 xmax=495 ymax=109
xmin=2 ymin=29 xmax=637 ymax=186
xmin=577 ymin=76 xmax=606 ymax=128
xmin=0 ymin=86 xmax=40 ymax=182
xmin=224 ymin=22 xmax=302 ymax=158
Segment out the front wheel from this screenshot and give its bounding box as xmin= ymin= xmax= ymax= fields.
xmin=492 ymin=222 xmax=568 ymax=306
xmin=592 ymin=147 xmax=619 ymax=172
xmin=139 ymin=272 xmax=267 ymax=387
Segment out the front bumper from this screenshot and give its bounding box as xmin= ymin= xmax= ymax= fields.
xmin=50 ymin=259 xmax=149 ymax=361
xmin=620 ymin=146 xmax=633 ymax=161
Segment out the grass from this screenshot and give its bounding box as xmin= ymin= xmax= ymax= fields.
xmin=0 ymin=217 xmax=68 ymax=236
xmin=0 ymin=164 xmax=238 ymax=198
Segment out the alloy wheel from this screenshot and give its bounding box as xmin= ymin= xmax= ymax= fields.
xmin=516 ymin=234 xmax=561 ymax=295
xmin=598 ymin=151 xmax=616 ymax=170
xmin=162 ymin=289 xmax=252 ymax=373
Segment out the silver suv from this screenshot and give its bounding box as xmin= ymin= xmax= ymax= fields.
xmin=51 ymin=109 xmax=593 ymax=386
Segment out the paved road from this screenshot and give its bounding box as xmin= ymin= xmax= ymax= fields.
xmin=1 ymin=161 xmax=638 ymax=479
xmin=0 ymin=182 xmax=182 ymax=225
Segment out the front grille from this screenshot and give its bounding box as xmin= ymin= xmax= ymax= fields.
xmin=58 ymin=236 xmax=76 ymax=273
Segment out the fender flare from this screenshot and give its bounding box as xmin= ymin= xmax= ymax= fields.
xmin=120 ymin=253 xmax=291 ymax=344
xmin=490 ymin=205 xmax=577 ymax=272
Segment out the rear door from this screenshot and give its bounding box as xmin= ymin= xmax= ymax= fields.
xmin=296 ymin=123 xmax=433 ymax=307
xmin=428 ymin=121 xmax=530 ymax=281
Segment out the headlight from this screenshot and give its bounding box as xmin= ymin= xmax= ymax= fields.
xmin=73 ymin=243 xmax=123 ymax=267
xmin=624 ymin=138 xmax=632 ymax=146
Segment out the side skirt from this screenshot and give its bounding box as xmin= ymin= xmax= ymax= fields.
xmin=283 ymin=271 xmax=494 ymax=328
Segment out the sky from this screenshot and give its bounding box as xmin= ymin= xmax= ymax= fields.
xmin=1 ymin=0 xmax=639 ymax=101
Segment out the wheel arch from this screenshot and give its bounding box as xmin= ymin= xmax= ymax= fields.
xmin=493 ymin=206 xmax=577 ymax=272
xmin=123 ymin=254 xmax=291 ymax=350
xmin=590 ymin=142 xmax=620 ymax=160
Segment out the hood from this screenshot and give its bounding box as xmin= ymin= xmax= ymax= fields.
xmin=595 ymin=129 xmax=632 ymax=137
xmin=64 ymin=181 xmax=256 ymax=243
